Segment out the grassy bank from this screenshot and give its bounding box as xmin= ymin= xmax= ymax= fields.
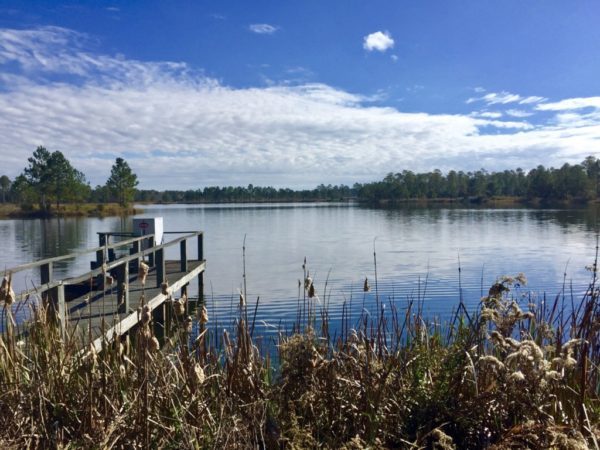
xmin=0 ymin=203 xmax=141 ymax=219
xmin=0 ymin=267 xmax=598 ymax=449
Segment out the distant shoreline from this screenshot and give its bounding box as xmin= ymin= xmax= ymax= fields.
xmin=1 ymin=196 xmax=596 ymax=219
xmin=0 ymin=203 xmax=141 ymax=219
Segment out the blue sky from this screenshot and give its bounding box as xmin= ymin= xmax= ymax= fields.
xmin=1 ymin=1 xmax=599 ymax=189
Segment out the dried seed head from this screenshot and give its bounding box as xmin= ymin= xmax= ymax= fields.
xmin=198 ymin=305 xmax=209 ymax=324
xmin=139 ymin=261 xmax=149 ymax=285
xmin=304 ymin=276 xmax=312 ymax=290
xmin=363 ymin=277 xmax=370 ymax=292
xmin=173 ymin=298 xmax=185 ymax=316
xmin=308 ymin=282 xmax=315 ymax=298
xmin=149 ymin=336 xmax=160 ymax=352
xmin=509 ymin=370 xmax=525 ymax=382
xmin=141 ymin=305 xmax=151 ymax=325
xmin=161 ymin=281 xmax=169 ymax=295
xmin=194 ymin=363 xmax=205 ymax=384
xmin=239 ymin=291 xmax=246 ymax=308
xmin=545 ymin=370 xmax=562 ymax=381
xmin=184 ymin=316 xmax=193 ymax=333
xmin=119 ymin=364 xmax=126 ymax=377
xmin=0 ymin=276 xmax=14 ymax=305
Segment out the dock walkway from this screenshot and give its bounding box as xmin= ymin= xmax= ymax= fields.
xmin=4 ymin=231 xmax=205 ymax=352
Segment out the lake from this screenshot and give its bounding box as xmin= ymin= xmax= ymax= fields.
xmin=1 ymin=203 xmax=599 ymax=337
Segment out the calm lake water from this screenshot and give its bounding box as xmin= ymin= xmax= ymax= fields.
xmin=1 ymin=203 xmax=599 ymax=336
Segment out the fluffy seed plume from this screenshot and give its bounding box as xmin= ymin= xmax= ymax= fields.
xmin=139 ymin=261 xmax=149 ymax=285
xmin=0 ymin=276 xmax=15 ymax=306
xmin=198 ymin=305 xmax=209 ymax=324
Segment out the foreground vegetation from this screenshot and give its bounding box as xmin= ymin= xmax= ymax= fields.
xmin=0 ymin=264 xmax=598 ymax=449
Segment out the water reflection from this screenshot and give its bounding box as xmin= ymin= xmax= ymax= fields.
xmin=1 ymin=204 xmax=598 ymax=332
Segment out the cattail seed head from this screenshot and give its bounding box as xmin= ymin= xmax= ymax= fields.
xmin=149 ymin=336 xmax=160 ymax=352
xmin=173 ymin=298 xmax=185 ymax=316
xmin=139 ymin=261 xmax=149 ymax=285
xmin=141 ymin=305 xmax=151 ymax=325
xmin=198 ymin=305 xmax=209 ymax=324
xmin=363 ymin=277 xmax=370 ymax=292
xmin=161 ymin=281 xmax=169 ymax=295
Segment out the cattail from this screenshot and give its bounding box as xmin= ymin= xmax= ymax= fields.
xmin=119 ymin=364 xmax=126 ymax=377
xmin=0 ymin=276 xmax=14 ymax=306
xmin=363 ymin=277 xmax=370 ymax=292
xmin=194 ymin=363 xmax=205 ymax=384
xmin=141 ymin=305 xmax=151 ymax=325
xmin=308 ymin=282 xmax=315 ymax=298
xmin=184 ymin=316 xmax=193 ymax=333
xmin=161 ymin=281 xmax=169 ymax=295
xmin=545 ymin=370 xmax=562 ymax=381
xmin=198 ymin=305 xmax=209 ymax=324
xmin=173 ymin=298 xmax=185 ymax=316
xmin=105 ymin=274 xmax=114 ymax=286
xmin=304 ymin=276 xmax=312 ymax=290
xmin=149 ymin=336 xmax=160 ymax=352
xmin=139 ymin=261 xmax=149 ymax=285
xmin=509 ymin=370 xmax=525 ymax=382
xmin=239 ymin=291 xmax=246 ymax=308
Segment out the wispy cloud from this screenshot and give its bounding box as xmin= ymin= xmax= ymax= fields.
xmin=473 ymin=111 xmax=503 ymax=119
xmin=536 ymin=97 xmax=600 ymax=111
xmin=363 ymin=31 xmax=394 ymax=52
xmin=248 ymin=23 xmax=278 ymax=34
xmin=467 ymin=91 xmax=546 ymax=106
xmin=505 ymin=109 xmax=533 ymax=118
xmin=0 ymin=26 xmax=599 ymax=188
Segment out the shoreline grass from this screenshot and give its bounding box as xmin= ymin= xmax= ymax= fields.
xmin=0 ymin=202 xmax=142 ymax=219
xmin=0 ymin=265 xmax=598 ymax=449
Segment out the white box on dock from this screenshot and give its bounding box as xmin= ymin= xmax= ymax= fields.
xmin=133 ymin=217 xmax=163 ymax=245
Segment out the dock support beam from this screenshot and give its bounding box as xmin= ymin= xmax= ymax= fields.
xmin=116 ymin=262 xmax=130 ymax=314
xmin=155 ymin=247 xmax=165 ymax=288
xmin=197 ymin=233 xmax=204 ymax=302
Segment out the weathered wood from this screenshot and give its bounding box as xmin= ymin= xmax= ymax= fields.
xmin=180 ymin=240 xmax=187 ymax=273
xmin=88 ymin=260 xmax=206 ymax=353
xmin=155 ymin=248 xmax=165 ymax=288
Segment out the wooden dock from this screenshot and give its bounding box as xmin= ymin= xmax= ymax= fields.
xmin=4 ymin=230 xmax=205 ymax=352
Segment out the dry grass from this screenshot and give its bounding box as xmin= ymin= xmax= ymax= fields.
xmin=0 ymin=267 xmax=598 ymax=448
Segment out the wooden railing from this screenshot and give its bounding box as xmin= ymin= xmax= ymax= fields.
xmin=4 ymin=231 xmax=204 ymax=338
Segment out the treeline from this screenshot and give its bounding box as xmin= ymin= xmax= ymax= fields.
xmin=1 ymin=147 xmax=138 ymax=211
xmin=135 ymin=184 xmax=354 ymax=203
xmin=3 ymin=148 xmax=600 ymax=209
xmin=355 ymin=156 xmax=600 ymax=204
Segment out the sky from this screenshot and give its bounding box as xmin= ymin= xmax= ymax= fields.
xmin=0 ymin=1 xmax=600 ymax=189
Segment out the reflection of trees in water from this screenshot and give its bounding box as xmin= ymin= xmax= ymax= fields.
xmin=548 ymin=205 xmax=600 ymax=232
xmin=367 ymin=204 xmax=600 ymax=233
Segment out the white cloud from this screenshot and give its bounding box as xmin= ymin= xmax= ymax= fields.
xmin=248 ymin=23 xmax=278 ymax=34
xmin=0 ymin=26 xmax=599 ymax=189
xmin=519 ymin=96 xmax=546 ymax=104
xmin=467 ymin=91 xmax=546 ymax=106
xmin=363 ymin=31 xmax=394 ymax=52
xmin=505 ymin=109 xmax=533 ymax=118
xmin=474 ymin=111 xmax=502 ymax=119
xmin=536 ymin=97 xmax=600 ymax=111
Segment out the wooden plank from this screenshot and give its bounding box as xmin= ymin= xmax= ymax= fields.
xmin=88 ymin=261 xmax=206 ymax=352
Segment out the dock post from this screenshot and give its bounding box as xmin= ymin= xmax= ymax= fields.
xmin=155 ymin=247 xmax=165 ymax=288
xmin=116 ymin=261 xmax=129 ymax=314
xmin=56 ymin=283 xmax=66 ymax=339
xmin=180 ymin=240 xmax=188 ymax=273
xmin=130 ymin=239 xmax=140 ymax=273
xmin=96 ymin=233 xmax=107 ymax=269
xmin=40 ymin=261 xmax=53 ymax=308
xmin=197 ymin=233 xmax=204 ymax=302
xmin=148 ymin=236 xmax=155 ymax=267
